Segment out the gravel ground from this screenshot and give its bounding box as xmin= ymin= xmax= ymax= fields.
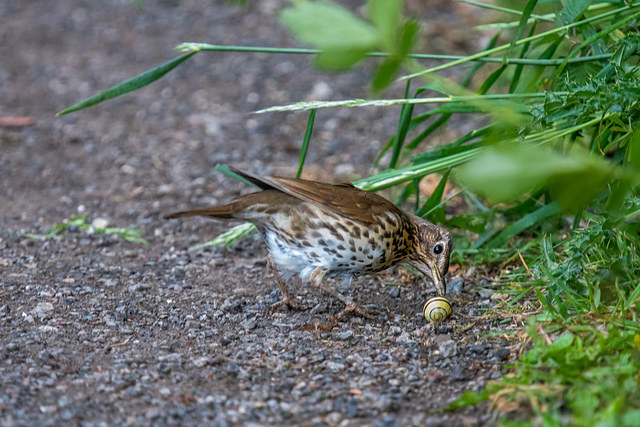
xmin=1 ymin=1 xmax=517 ymax=425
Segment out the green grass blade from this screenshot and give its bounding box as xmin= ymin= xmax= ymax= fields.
xmin=406 ymin=33 xmax=500 ymax=151
xmin=478 ymin=63 xmax=507 ymax=95
xmin=416 ymin=169 xmax=450 ymax=218
xmin=411 ymin=133 xmax=488 ymax=163
xmin=516 ymin=35 xmax=563 ymax=93
xmin=256 ymin=94 xmax=547 ymax=114
xmin=396 ymin=180 xmax=417 ymax=206
xmin=57 ymin=52 xmax=197 ymax=115
xmin=456 ymin=0 xmax=553 ymax=22
xmin=214 ymin=164 xmax=256 ymax=188
xmin=507 ymin=0 xmax=538 ymax=57
xmin=464 ymin=32 xmax=500 ymax=88
xmin=374 ymin=137 xmax=395 ymax=167
xmin=189 ymin=222 xmax=257 ymax=250
xmin=357 ymin=147 xmax=487 ymax=191
xmin=553 ymin=8 xmax=640 ymax=83
xmin=177 ymin=42 xmax=610 ymax=66
xmin=402 ymin=4 xmax=637 ymax=79
xmin=471 ymin=224 xmax=501 ymax=249
xmin=409 ymin=103 xmax=485 ymax=125
xmin=509 ymin=22 xmax=537 ymax=94
xmin=389 ymin=80 xmax=414 ymax=169
xmin=405 ymin=114 xmax=451 ymax=151
xmin=487 ymin=202 xmax=563 ymax=248
xmin=297 ymin=109 xmax=316 ymax=178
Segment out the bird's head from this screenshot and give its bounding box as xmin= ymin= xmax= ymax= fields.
xmin=407 ymin=216 xmax=453 ymax=296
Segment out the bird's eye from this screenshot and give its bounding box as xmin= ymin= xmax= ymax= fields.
xmin=433 ymin=243 xmax=443 ymax=255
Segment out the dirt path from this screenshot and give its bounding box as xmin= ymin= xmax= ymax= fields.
xmin=1 ymin=1 xmax=508 ymax=425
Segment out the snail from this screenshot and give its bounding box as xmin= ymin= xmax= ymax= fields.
xmin=423 ymin=297 xmax=452 ymax=323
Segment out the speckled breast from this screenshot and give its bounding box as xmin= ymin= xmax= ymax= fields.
xmin=261 ymin=203 xmax=412 ymax=281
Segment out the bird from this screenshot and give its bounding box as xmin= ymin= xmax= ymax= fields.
xmin=166 ymin=166 xmax=452 ymax=319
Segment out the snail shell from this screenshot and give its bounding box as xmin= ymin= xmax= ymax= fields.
xmin=423 ymin=297 xmax=452 ymax=323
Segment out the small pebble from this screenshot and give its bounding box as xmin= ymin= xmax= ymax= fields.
xmin=438 ymin=340 xmax=457 ymax=358
xmin=334 ymin=330 xmax=354 ymax=341
xmin=446 ymin=277 xmax=464 ymax=295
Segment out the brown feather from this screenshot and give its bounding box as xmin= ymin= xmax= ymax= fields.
xmin=165 ymin=190 xmax=299 ymax=221
xmin=227 ymin=166 xmax=402 ymax=225
xmin=164 ymin=206 xmax=236 ymax=220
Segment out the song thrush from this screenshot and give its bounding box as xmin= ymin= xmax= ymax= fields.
xmin=166 ymin=167 xmax=452 ymax=319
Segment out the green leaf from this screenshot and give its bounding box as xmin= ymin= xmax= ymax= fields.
xmin=389 ymin=80 xmax=413 ymax=168
xmin=368 ymin=0 xmax=402 ymax=45
xmin=57 ymin=52 xmax=197 ymax=115
xmin=623 ymin=410 xmax=640 ymax=426
xmin=415 ymin=80 xmax=454 ymax=97
xmin=396 ymin=180 xmax=416 ymax=206
xmin=215 ymin=164 xmax=257 ymax=188
xmin=515 ymin=35 xmax=563 ymax=93
xmin=627 ymin=123 xmax=640 ymax=171
xmin=416 ymin=170 xmax=450 ymax=218
xmin=372 ymin=19 xmax=418 ymax=91
xmin=297 ymin=109 xmax=316 ymax=179
xmin=457 ymin=143 xmax=616 ymax=210
xmin=280 ymin=2 xmax=379 ymax=70
xmin=189 ymin=223 xmax=257 ymax=250
xmin=547 ymin=332 xmax=575 ymax=352
xmin=445 ymin=388 xmax=492 ymax=411
xmin=509 ymin=23 xmax=537 ymax=94
xmin=487 ymin=202 xmax=562 ymax=248
xmin=398 ymin=18 xmax=419 ymax=56
xmin=506 ymin=0 xmax=538 ymax=57
xmin=315 ymin=48 xmax=371 ymax=69
xmin=372 ymin=57 xmax=402 ymax=92
xmin=558 ymin=0 xmax=590 ymax=25
xmin=478 ymin=63 xmax=507 ymax=95
xmin=447 ymin=215 xmax=485 ymax=234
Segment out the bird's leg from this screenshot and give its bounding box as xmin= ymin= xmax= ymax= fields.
xmin=309 ymin=267 xmax=377 ymax=319
xmin=266 ymin=254 xmax=311 ymax=312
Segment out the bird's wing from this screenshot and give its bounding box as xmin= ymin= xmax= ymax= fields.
xmin=229 ymin=166 xmax=401 ymax=224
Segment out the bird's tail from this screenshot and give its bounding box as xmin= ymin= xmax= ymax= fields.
xmin=164 ymin=204 xmax=236 ymax=220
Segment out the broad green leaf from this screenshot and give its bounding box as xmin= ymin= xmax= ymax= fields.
xmin=445 ymin=388 xmax=492 ymax=411
xmin=315 ymin=48 xmax=371 ymax=69
xmin=372 ymin=57 xmax=402 ymax=92
xmin=623 ymin=410 xmax=640 ymax=427
xmin=372 ymin=19 xmax=418 ymax=91
xmin=558 ymin=0 xmax=590 ymax=25
xmin=457 ymin=144 xmax=616 ymax=210
xmin=58 ymin=52 xmax=196 ymax=115
xmin=398 ymin=19 xmax=419 ymax=56
xmin=368 ymin=0 xmax=402 ymax=45
xmin=547 ymin=331 xmax=575 ymax=352
xmin=628 ymin=123 xmax=640 ymax=171
xmin=280 ymin=2 xmax=379 ymax=69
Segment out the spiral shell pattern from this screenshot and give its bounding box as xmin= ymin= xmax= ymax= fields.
xmin=423 ymin=297 xmax=452 ymax=323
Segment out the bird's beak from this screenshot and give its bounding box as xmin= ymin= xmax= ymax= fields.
xmin=414 ymin=258 xmax=445 ymax=296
